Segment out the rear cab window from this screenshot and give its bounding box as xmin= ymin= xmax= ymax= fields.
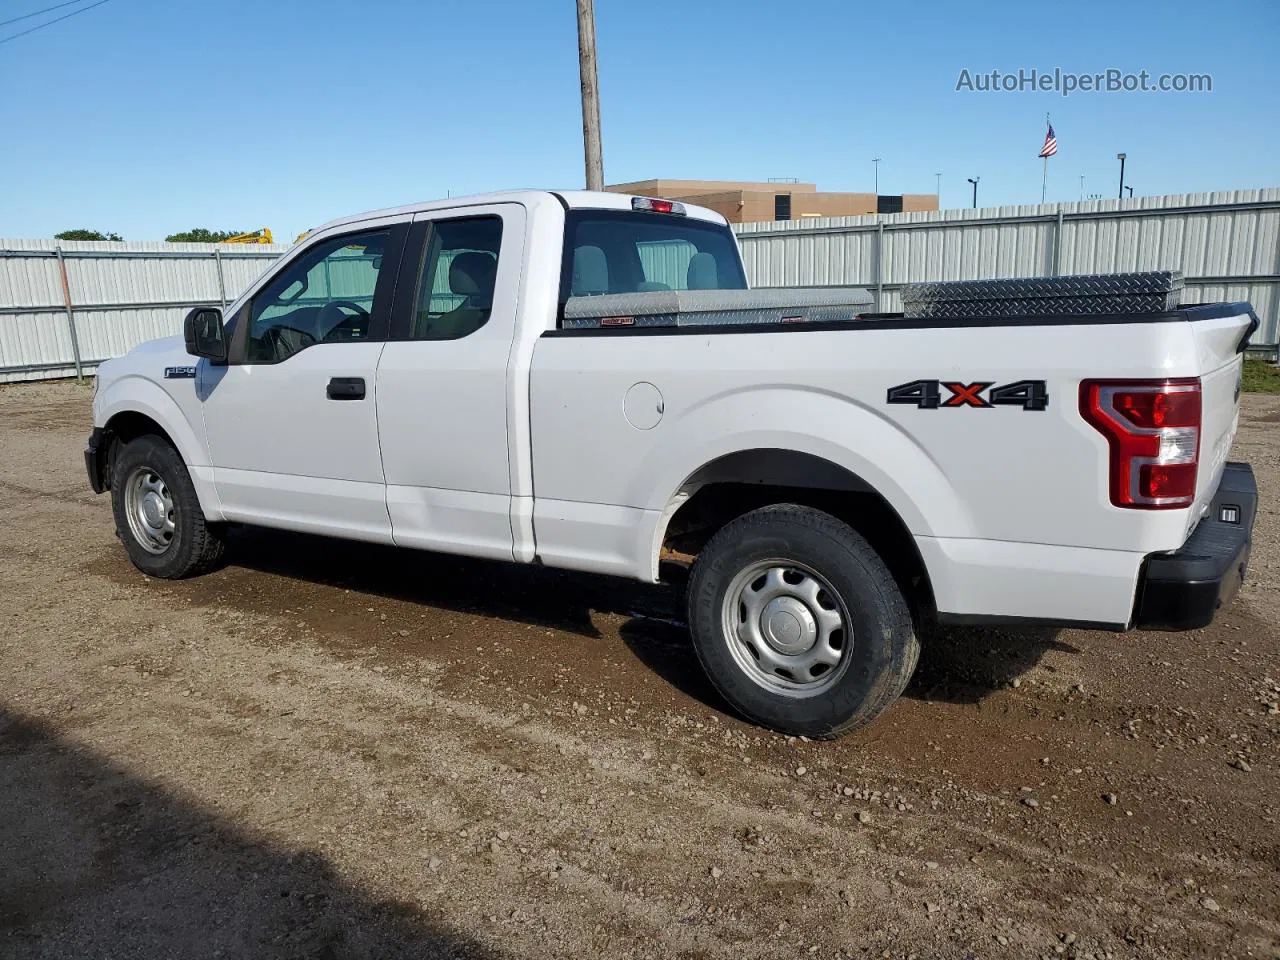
xmin=558 ymin=210 xmax=747 ymax=315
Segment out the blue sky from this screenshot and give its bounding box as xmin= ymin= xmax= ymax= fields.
xmin=1 ymin=0 xmax=1276 ymax=239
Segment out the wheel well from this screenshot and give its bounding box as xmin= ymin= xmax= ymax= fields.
xmin=659 ymin=449 xmax=933 ymax=614
xmin=98 ymin=412 xmax=176 ymax=490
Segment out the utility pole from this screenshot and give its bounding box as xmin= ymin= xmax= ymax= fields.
xmin=576 ymin=0 xmax=604 ymax=191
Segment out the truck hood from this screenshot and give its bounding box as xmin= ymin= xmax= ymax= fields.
xmin=131 ymin=334 xmax=188 ymax=358
xmin=96 ymin=335 xmax=195 ymax=397
xmin=120 ymin=334 xmax=195 ymax=374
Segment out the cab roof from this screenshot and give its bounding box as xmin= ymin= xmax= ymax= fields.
xmin=312 ymin=189 xmax=728 ymax=236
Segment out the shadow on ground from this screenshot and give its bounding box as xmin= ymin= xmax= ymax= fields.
xmin=0 ymin=707 xmax=501 ymax=960
xmin=909 ymin=623 xmax=1078 ymax=704
xmin=617 ymin=615 xmax=1080 ymax=712
xmin=217 ymin=526 xmax=683 ymax=641
xmin=100 ymin=525 xmax=1079 ymax=718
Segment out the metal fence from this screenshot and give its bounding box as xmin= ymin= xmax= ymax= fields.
xmin=0 ymin=239 xmax=287 ymax=382
xmin=734 ymin=187 xmax=1279 ymax=351
xmin=2 ymin=188 xmax=1277 ymax=382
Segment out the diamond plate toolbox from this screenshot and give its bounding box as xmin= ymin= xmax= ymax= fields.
xmin=562 ymin=287 xmax=873 ymax=330
xmin=900 ymin=271 xmax=1184 ymax=319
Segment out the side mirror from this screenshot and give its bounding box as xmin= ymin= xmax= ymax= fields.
xmin=184 ymin=307 xmax=227 ymax=363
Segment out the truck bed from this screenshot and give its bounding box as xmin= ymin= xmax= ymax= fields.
xmin=531 ymin=300 xmax=1257 ymax=626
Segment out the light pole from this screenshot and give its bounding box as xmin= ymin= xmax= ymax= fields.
xmin=576 ymin=0 xmax=604 ymax=191
xmin=935 ymin=172 xmax=942 ymax=204
xmin=1125 ymin=185 xmax=1134 ymax=198
xmin=1116 ymin=152 xmax=1127 ymax=200
xmin=873 ymin=157 xmax=881 ymax=196
xmin=1079 ymin=174 xmax=1084 ymax=201
xmin=967 ymin=177 xmax=979 ymax=209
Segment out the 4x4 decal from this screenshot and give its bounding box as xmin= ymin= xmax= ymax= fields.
xmin=887 ymin=379 xmax=1049 ymax=411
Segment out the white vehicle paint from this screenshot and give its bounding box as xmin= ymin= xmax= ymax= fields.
xmin=87 ymin=189 xmax=1260 ymax=737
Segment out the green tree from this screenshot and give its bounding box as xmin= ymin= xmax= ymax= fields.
xmin=165 ymin=228 xmax=247 ymax=243
xmin=55 ymin=229 xmax=122 ymax=241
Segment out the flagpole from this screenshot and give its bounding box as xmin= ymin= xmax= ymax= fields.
xmin=1040 ymin=112 xmax=1050 ymax=204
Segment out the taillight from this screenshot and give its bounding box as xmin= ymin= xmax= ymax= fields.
xmin=1079 ymin=378 xmax=1201 ymax=509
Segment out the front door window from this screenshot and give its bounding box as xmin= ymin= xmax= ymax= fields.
xmin=245 ymin=230 xmax=390 ymax=363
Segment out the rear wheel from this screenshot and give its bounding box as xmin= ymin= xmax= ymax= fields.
xmin=110 ymin=434 xmax=226 ymax=578
xmin=687 ymin=503 xmax=919 ymax=738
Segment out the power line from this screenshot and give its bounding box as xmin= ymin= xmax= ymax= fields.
xmin=0 ymin=0 xmax=110 ymax=46
xmin=0 ymin=0 xmax=92 ymax=30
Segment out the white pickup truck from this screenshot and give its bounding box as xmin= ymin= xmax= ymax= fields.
xmin=86 ymin=190 xmax=1259 ymax=738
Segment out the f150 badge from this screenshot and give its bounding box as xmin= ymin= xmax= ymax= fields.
xmin=887 ymin=379 xmax=1048 ymax=410
xmin=164 ymin=366 xmax=197 ymax=379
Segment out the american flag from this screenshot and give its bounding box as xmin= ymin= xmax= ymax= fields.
xmin=1039 ymin=123 xmax=1058 ymax=158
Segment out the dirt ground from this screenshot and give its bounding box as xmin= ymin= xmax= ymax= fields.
xmin=1 ymin=382 xmax=1276 ymax=960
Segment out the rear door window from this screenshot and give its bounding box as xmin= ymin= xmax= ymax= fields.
xmin=559 ymin=211 xmax=747 ymax=304
xmin=409 ymin=217 xmax=504 ymax=341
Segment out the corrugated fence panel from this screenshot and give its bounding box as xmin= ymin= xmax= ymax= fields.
xmin=0 ymin=311 xmax=76 ymax=373
xmin=218 ymin=255 xmax=280 ymax=303
xmin=735 ymin=188 xmax=1280 ymax=348
xmin=0 ymin=255 xmax=62 ymax=308
xmin=636 ymin=240 xmax=696 ymax=289
xmin=68 ymin=253 xmax=223 ymax=305
xmin=73 ymin=307 xmax=198 ymax=366
xmin=0 ymin=239 xmax=287 ymax=381
xmin=738 ymin=229 xmax=877 ymax=287
xmin=324 ymin=254 xmax=380 ymax=301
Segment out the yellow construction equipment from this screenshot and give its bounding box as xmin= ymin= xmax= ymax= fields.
xmin=223 ymin=228 xmax=274 ymax=244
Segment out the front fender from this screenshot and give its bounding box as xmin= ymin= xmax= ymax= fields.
xmin=94 ymin=374 xmax=223 ymax=519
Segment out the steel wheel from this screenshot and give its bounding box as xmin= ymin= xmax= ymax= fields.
xmin=123 ymin=466 xmax=176 ymax=555
xmin=720 ymin=559 xmax=852 ymax=697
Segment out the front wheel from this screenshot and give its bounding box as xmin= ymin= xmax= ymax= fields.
xmin=687 ymin=503 xmax=919 ymax=739
xmin=110 ymin=434 xmax=226 ymax=578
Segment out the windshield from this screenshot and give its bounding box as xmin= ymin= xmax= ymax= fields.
xmin=558 ymin=210 xmax=747 ymax=305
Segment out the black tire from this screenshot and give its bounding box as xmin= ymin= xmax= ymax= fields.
xmin=110 ymin=434 xmax=226 ymax=578
xmin=687 ymin=503 xmax=919 ymax=739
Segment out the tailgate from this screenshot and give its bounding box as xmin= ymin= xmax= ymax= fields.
xmin=1190 ymin=308 xmax=1255 ymax=521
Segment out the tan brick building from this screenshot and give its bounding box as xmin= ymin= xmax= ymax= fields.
xmin=605 ymin=179 xmax=938 ymax=224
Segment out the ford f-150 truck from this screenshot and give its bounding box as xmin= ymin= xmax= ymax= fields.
xmin=85 ymin=190 xmax=1260 ymax=738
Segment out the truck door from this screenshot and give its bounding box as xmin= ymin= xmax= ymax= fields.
xmin=198 ymin=221 xmax=409 ymax=542
xmin=375 ymin=204 xmax=526 ymax=560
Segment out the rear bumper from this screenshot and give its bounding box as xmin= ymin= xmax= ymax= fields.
xmin=85 ymin=427 xmax=107 ymax=494
xmin=1132 ymin=461 xmax=1256 ymax=631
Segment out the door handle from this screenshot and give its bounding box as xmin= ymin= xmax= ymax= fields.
xmin=327 ymin=377 xmax=366 ymax=400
